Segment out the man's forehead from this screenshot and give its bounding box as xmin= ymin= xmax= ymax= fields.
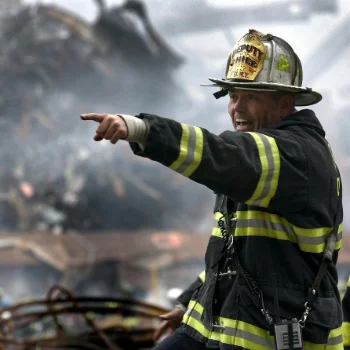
xmin=228 ymin=89 xmax=273 ymax=96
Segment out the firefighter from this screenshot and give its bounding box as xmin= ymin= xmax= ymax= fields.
xmin=81 ymin=29 xmax=343 ymax=349
xmin=344 ymin=275 xmax=350 ymax=350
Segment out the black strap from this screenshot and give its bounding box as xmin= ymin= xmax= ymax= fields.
xmin=234 ymin=252 xmax=263 ymax=307
xmin=307 ymin=183 xmax=342 ymax=308
xmin=288 ymin=321 xmax=294 ymax=350
xmin=213 ymin=88 xmax=228 ymax=99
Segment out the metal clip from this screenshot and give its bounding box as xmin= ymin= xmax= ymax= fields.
xmin=230 ymin=217 xmax=237 ymax=226
xmin=218 ymin=267 xmax=237 ymax=280
xmin=261 ymin=308 xmax=273 ymax=325
xmin=299 ymin=302 xmax=312 ymax=328
xmin=211 ymin=322 xmax=226 ymax=333
xmin=225 ymin=235 xmax=234 ymax=252
xmin=260 ymin=297 xmax=273 ymax=325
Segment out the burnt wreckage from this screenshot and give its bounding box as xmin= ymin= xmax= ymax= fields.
xmin=0 ymin=2 xmax=191 ymax=348
xmin=0 ymin=285 xmax=169 ymax=349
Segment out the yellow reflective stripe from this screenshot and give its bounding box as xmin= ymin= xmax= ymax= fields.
xmin=304 ymin=326 xmax=344 ymax=349
xmin=183 ymin=314 xmax=210 ymax=336
xmin=245 ymin=132 xmax=280 ymax=208
xmin=335 ymin=239 xmax=342 ymax=251
xmin=300 ymin=327 xmax=344 ymax=350
xmin=211 ymin=330 xmax=274 ymax=350
xmin=304 ymin=341 xmax=342 ymax=350
xmin=235 ymin=211 xmax=342 ymax=253
xmin=169 ymin=124 xmax=203 ymax=177
xmin=237 ymin=211 xmax=336 ymax=237
xmin=211 ymin=210 xmax=342 ymax=253
xmin=211 ymin=212 xmax=234 ymax=238
xmin=183 ymin=301 xmax=275 ymax=349
xmin=169 ymin=124 xmax=189 ymax=170
xmin=184 ymin=317 xmax=274 ymax=349
xmin=187 ymin=300 xmax=203 ymax=314
xmin=183 ymin=127 xmax=204 ymax=176
xmin=327 ymin=326 xmax=344 ymax=349
xmin=347 ymin=275 xmax=350 ymax=287
xmin=246 ymin=132 xmax=268 ymax=204
xmin=184 ymin=300 xmax=343 ymax=349
xmin=214 ymin=212 xmax=224 ymax=220
xmin=211 ymin=227 xmax=223 ymax=238
xmin=343 ymin=322 xmax=350 ymax=346
xmin=218 ymin=316 xmax=274 ymax=342
xmin=198 ymin=270 xmax=206 ymax=282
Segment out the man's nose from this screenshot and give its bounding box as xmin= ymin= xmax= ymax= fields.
xmin=234 ymin=97 xmax=247 ymax=113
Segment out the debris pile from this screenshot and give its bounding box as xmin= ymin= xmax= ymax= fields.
xmin=0 ymin=0 xmax=211 ymax=234
xmin=0 ymin=285 xmax=167 ymax=349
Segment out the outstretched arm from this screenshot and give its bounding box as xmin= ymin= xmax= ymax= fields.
xmin=80 ymin=112 xmax=308 ymax=210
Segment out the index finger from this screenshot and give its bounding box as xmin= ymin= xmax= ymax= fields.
xmin=80 ymin=113 xmax=106 ymax=122
xmin=153 ymin=320 xmax=169 ymax=342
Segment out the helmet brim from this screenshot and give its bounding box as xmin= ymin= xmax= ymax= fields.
xmin=203 ymin=78 xmax=322 ymax=106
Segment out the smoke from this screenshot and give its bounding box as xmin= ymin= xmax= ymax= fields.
xmin=1 ymin=0 xmax=349 ymax=234
xmin=0 ymin=2 xmax=216 ymax=236
xmin=0 ymin=0 xmax=348 ymax=305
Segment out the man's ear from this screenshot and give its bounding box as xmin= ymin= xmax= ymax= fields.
xmin=280 ymin=95 xmax=294 ymax=119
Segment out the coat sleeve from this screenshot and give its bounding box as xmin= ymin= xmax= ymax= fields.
xmin=343 ymin=276 xmax=350 ymax=349
xmin=176 ymin=271 xmax=205 ymax=308
xmin=129 ymin=113 xmax=309 ymax=210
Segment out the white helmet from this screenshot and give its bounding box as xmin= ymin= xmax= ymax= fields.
xmin=206 ymin=29 xmax=322 ymax=106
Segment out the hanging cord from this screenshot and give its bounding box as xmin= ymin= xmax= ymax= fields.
xmin=218 ymin=214 xmax=232 ymax=248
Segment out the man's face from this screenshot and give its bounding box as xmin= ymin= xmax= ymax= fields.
xmin=228 ymin=90 xmax=287 ymax=132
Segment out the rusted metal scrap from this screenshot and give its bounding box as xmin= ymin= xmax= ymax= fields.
xmin=0 ymin=285 xmax=168 ymax=349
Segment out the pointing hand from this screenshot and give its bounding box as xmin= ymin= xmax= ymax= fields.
xmin=80 ymin=113 xmax=128 ymax=144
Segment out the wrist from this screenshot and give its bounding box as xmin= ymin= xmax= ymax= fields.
xmin=175 ymin=303 xmax=187 ymax=313
xmin=117 ymin=114 xmax=149 ymax=143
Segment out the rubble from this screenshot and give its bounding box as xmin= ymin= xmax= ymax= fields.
xmin=0 ymin=285 xmax=167 ymax=349
xmin=0 ymin=0 xmax=209 ymax=235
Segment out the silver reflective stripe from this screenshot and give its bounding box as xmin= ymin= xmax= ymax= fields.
xmin=231 ymin=211 xmax=343 ymax=253
xmin=233 ymin=328 xmax=275 ymax=348
xmin=251 ymin=134 xmax=275 ymax=205
xmin=185 ymin=302 xmax=275 ymax=348
xmin=169 ymin=124 xmax=204 ymax=177
xmin=237 ymin=219 xmax=330 ymax=246
xmin=327 ymin=334 xmax=343 ymax=346
xmin=176 ymin=126 xmax=197 ymax=174
xmin=185 ymin=307 xmax=201 ymax=319
xmin=245 ymin=132 xmax=281 ymax=208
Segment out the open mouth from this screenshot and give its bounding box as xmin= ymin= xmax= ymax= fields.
xmin=235 ymin=119 xmax=253 ymax=131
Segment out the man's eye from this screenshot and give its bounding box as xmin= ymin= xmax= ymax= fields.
xmin=247 ymin=95 xmax=256 ymax=101
xmin=230 ymin=95 xmax=238 ymax=101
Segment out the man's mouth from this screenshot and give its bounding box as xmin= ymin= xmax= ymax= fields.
xmin=235 ymin=118 xmax=253 ymax=131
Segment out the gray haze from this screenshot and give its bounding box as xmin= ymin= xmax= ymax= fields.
xmin=0 ymin=0 xmax=347 ymax=303
xmin=21 ymin=0 xmax=350 ymax=228
xmin=16 ymin=0 xmax=350 ymax=233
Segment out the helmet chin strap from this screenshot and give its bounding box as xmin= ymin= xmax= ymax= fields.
xmin=213 ymin=88 xmax=228 ymax=99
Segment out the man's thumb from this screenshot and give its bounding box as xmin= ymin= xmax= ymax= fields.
xmin=94 ymin=134 xmax=103 ymax=141
xmin=159 ymin=312 xmax=172 ymax=320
